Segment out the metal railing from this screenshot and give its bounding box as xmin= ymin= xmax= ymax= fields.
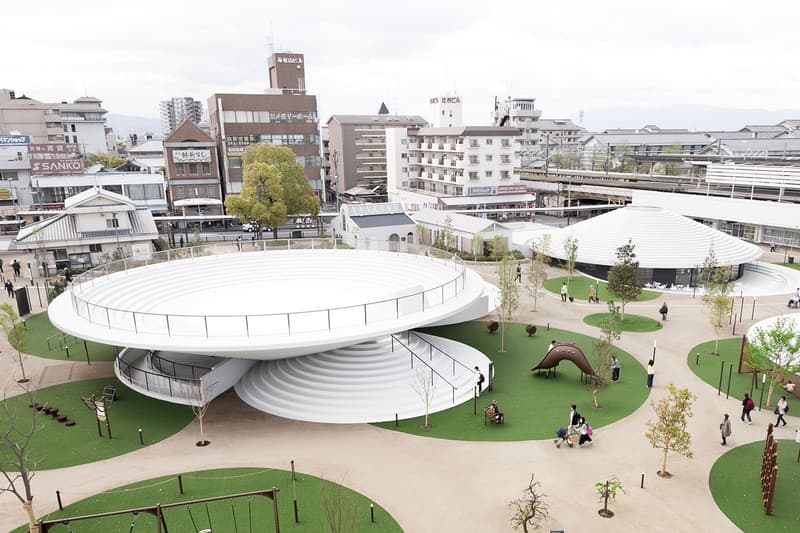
xmin=68 ymin=238 xmax=467 ymax=339
xmin=405 ymin=331 xmax=474 ymax=377
xmin=390 ymin=333 xmax=457 ymax=404
xmin=150 ymin=352 xmax=214 ymax=380
xmin=115 ymin=350 xmax=202 ymax=403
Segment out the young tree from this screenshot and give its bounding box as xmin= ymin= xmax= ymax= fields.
xmin=471 ymin=234 xmax=484 ymax=258
xmin=491 ymin=234 xmax=508 ymax=259
xmin=442 ymin=214 xmax=455 ymax=251
xmin=1 ymin=392 xmax=43 ymax=532
xmin=411 ymin=366 xmax=436 ymax=429
xmin=86 ymin=152 xmax=125 ymax=168
xmin=497 ymin=254 xmax=520 ymax=352
xmin=509 ymin=474 xmax=550 ymax=532
xmin=606 ymin=239 xmax=641 ymax=320
xmin=588 ymin=302 xmax=621 ymax=408
xmin=225 ymin=143 xmax=319 ymax=240
xmin=320 ymin=477 xmax=358 ymax=533
xmin=645 ymin=383 xmax=697 ymax=478
xmin=190 ymin=385 xmax=212 ymax=446
xmin=701 ymin=248 xmax=734 ymax=354
xmin=527 ymin=234 xmax=551 ymax=311
xmin=0 ymin=303 xmax=29 ymax=383
xmin=746 ymin=316 xmax=800 ymax=407
xmin=595 ymin=477 xmax=624 ymax=518
xmin=563 ymin=235 xmax=578 ymax=281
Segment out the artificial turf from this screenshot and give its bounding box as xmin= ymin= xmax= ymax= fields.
xmin=544 ymin=275 xmax=659 ymax=303
xmin=12 ymin=468 xmax=402 ymax=533
xmin=777 ymin=262 xmax=800 ymax=271
xmin=0 ymin=378 xmax=194 ymax=470
xmin=583 ymin=312 xmax=663 ymax=333
xmin=373 ymin=321 xmax=649 ymax=441
xmin=709 ymin=439 xmax=800 ymax=533
xmin=687 ymin=338 xmax=798 ymax=413
xmin=22 ymin=311 xmax=117 ymax=362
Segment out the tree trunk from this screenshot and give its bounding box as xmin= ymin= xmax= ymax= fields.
xmin=713 ymin=337 xmax=720 ymax=355
xmin=766 ymin=382 xmax=775 ymax=408
xmin=23 ymin=500 xmax=36 ymax=533
xmin=499 ymin=320 xmax=506 ymax=352
xmin=661 ymin=447 xmax=669 ymax=476
xmin=592 ymin=389 xmax=599 ymax=409
xmin=18 ymin=350 xmax=28 ymax=381
xmin=620 ymin=301 xmax=626 ymax=321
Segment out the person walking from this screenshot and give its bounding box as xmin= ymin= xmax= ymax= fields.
xmin=474 ymin=366 xmax=485 ymax=395
xmin=4 ymin=280 xmax=12 ymax=297
xmin=588 ymin=284 xmax=597 ymax=303
xmin=568 ymin=404 xmax=580 ymax=427
xmin=577 ymin=417 xmax=593 ymax=446
xmin=741 ymin=393 xmax=754 ymax=424
xmin=611 ymin=355 xmax=621 ymax=382
xmin=659 ymin=302 xmax=669 ymax=321
xmin=0 ymin=257 xmax=4 ymax=273
xmin=775 ymin=396 xmax=789 ymax=427
xmin=12 ymin=259 xmax=20 ymax=280
xmin=646 ymin=360 xmax=655 ymax=388
xmin=560 ymin=282 xmax=568 ymax=302
xmin=720 ymin=414 xmax=732 ymax=445
xmin=514 ymin=264 xmax=522 ymax=283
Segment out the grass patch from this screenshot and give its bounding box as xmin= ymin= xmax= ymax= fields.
xmin=777 ymin=262 xmax=800 ymax=271
xmin=0 ymin=378 xmax=194 ymax=470
xmin=22 ymin=312 xmax=117 ymax=361
xmin=687 ymin=338 xmax=799 ymax=412
xmin=373 ymin=321 xmax=649 ymax=441
xmin=544 ymin=275 xmax=659 ymax=303
xmin=584 ymin=313 xmax=662 ymax=332
xmin=12 ymin=468 xmax=402 ymax=533
xmin=710 ymin=439 xmax=800 ymax=532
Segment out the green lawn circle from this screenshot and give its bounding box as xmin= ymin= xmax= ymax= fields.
xmin=13 ymin=468 xmax=402 ymax=533
xmin=373 ymin=321 xmax=649 ymax=441
xmin=687 ymin=338 xmax=799 ymax=412
xmin=583 ymin=313 xmax=663 ymax=332
xmin=23 ymin=312 xmax=117 ymax=361
xmin=710 ymin=439 xmax=800 ymax=532
xmin=544 ymin=275 xmax=659 ymax=303
xmin=0 ymin=378 xmax=194 ymax=470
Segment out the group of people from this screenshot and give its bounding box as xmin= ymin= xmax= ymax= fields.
xmin=722 ymin=390 xmax=795 ymax=446
xmin=555 ymin=404 xmax=593 ymax=448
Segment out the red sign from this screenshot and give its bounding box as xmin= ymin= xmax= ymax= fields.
xmin=28 ymin=143 xmax=83 ymax=175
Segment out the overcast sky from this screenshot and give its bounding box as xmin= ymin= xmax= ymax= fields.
xmin=5 ymin=0 xmax=800 ymax=128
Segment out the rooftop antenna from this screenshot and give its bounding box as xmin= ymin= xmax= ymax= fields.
xmin=267 ymin=21 xmax=275 ymax=55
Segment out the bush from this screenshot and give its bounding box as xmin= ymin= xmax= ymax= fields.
xmin=525 ymin=324 xmax=537 ymax=337
xmin=487 ymin=320 xmax=499 ymax=334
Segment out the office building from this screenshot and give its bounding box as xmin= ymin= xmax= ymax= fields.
xmin=429 ymin=95 xmax=463 ymax=128
xmin=0 ymin=133 xmax=33 ymax=206
xmin=160 ymin=97 xmax=204 ymax=135
xmin=0 ymin=89 xmax=63 ymax=143
xmin=55 ymin=96 xmax=110 ymax=155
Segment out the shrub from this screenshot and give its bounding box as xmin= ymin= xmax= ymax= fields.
xmin=525 ymin=324 xmax=537 ymax=337
xmin=487 ymin=320 xmax=499 ymax=334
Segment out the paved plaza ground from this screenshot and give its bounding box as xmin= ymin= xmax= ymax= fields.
xmin=2 ymin=244 xmax=800 ymax=532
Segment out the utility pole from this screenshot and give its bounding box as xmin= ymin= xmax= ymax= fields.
xmin=544 ymin=132 xmax=550 ymax=177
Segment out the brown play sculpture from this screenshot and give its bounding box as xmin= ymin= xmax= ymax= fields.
xmin=531 ymin=341 xmax=597 ymax=377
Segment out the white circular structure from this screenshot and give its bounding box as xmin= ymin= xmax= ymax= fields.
xmin=48 ymin=241 xmax=496 ymax=422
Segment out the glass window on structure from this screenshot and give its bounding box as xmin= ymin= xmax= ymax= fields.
xmin=188 ymin=163 xmax=198 ymax=175
xmin=176 ymin=165 xmax=184 ymax=176
xmin=763 ymin=227 xmax=800 ymax=248
xmin=207 ymin=185 xmax=217 ymax=198
xmin=145 ymin=184 xmax=164 ymax=199
xmin=202 ymin=163 xmax=211 ymax=175
xmin=89 ymin=243 xmax=102 ymax=253
xmin=175 ymin=186 xmax=185 ymax=199
xmin=228 ymin=157 xmax=242 ymax=169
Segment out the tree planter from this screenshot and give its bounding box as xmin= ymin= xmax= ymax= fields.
xmin=195 ymin=440 xmax=211 ymax=447
xmin=598 ymin=508 xmax=614 ymax=518
xmin=487 ymin=320 xmax=499 ymax=334
xmin=525 ymin=324 xmax=537 ymax=337
xmin=656 ymin=470 xmax=672 ymax=478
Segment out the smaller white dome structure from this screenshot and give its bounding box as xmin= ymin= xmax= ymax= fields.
xmin=531 ymin=205 xmax=761 ymax=286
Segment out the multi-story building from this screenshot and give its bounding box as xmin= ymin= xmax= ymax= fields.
xmin=326 ymin=112 xmax=426 ymax=201
xmin=30 ymin=171 xmax=166 ymax=212
xmin=163 ymin=120 xmax=223 ymax=215
xmin=538 ymin=119 xmax=582 ymax=153
xmin=429 ymin=95 xmax=463 ymax=128
xmin=55 ymin=96 xmax=110 ymax=155
xmin=387 ymin=126 xmax=533 ymax=217
xmin=0 ymin=134 xmax=33 ymax=206
xmin=491 ymin=97 xmax=541 ymax=167
xmin=0 ymin=89 xmax=63 ymax=143
xmin=208 ymin=52 xmax=321 ymax=197
xmin=160 ymin=97 xmax=204 ymax=135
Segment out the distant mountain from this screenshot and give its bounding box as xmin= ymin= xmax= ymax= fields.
xmin=107 ymin=113 xmax=162 ymax=137
xmin=576 ymin=105 xmax=800 ymax=133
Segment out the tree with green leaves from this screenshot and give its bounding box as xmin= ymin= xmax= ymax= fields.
xmin=746 ymin=316 xmax=800 ymax=407
xmin=491 ymin=234 xmax=508 ymax=259
xmin=224 ymin=143 xmax=319 ymax=240
xmin=527 ymin=234 xmax=551 ymax=311
xmin=645 ymin=383 xmax=696 ymax=478
xmin=595 ymin=477 xmax=624 ymax=518
xmin=86 ymin=152 xmax=125 ymax=168
xmin=0 ymin=303 xmax=28 ymax=383
xmin=588 ymin=302 xmax=621 ymax=408
xmin=471 ymin=234 xmax=484 ymax=258
xmin=509 ymin=474 xmax=550 ymax=532
xmin=497 ymin=254 xmax=520 ymax=352
xmin=701 ymin=247 xmax=733 ymax=354
xmin=563 ymin=234 xmax=578 ymax=281
xmin=606 ymin=239 xmax=641 ymax=320
xmin=662 ymin=144 xmax=683 ymax=176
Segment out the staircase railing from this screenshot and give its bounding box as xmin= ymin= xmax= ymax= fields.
xmin=406 ymin=330 xmax=473 ymax=377
xmin=390 ymin=334 xmax=457 ymax=404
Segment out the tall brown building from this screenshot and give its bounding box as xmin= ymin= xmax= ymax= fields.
xmin=208 ymin=52 xmax=320 ymax=198
xmin=163 ymin=120 xmax=223 ymax=215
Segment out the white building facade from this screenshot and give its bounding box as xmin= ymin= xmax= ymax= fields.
xmin=160 ymin=97 xmax=204 ymax=136
xmin=491 ymin=97 xmax=541 ymax=166
xmin=55 ymin=97 xmax=110 ymax=155
xmin=429 ymin=95 xmax=463 ymax=128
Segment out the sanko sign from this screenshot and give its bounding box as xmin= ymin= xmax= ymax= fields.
xmin=31 ymin=160 xmax=83 ymax=175
xmin=0 ymin=134 xmax=31 ymax=145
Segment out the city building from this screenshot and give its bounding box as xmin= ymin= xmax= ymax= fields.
xmin=386 ymin=125 xmax=532 ymax=217
xmin=537 ymin=119 xmax=582 ymax=154
xmin=491 ymin=97 xmax=541 ymax=166
xmin=0 ymin=89 xmax=63 ymax=143
xmin=163 ymin=120 xmax=223 ymax=215
xmin=331 ymin=202 xmax=416 ymax=248
xmin=30 ymin=171 xmax=166 ymax=212
xmin=55 ymin=97 xmax=110 ymax=155
xmin=429 ymin=95 xmax=463 ymax=128
xmin=0 ymin=134 xmax=34 ymax=206
xmin=326 ymin=110 xmax=426 ymax=202
xmin=208 ymin=52 xmax=321 ymax=197
xmin=412 ymin=209 xmax=512 ymax=253
xmin=159 ymin=97 xmax=204 ymax=136
xmin=13 ymin=187 xmax=158 ymax=272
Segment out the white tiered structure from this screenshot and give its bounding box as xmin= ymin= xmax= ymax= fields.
xmin=49 ymin=240 xmax=498 ymax=423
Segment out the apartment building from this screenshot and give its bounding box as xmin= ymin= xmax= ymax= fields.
xmin=208 ymin=52 xmax=321 ymax=197
xmin=0 ymin=89 xmax=63 ymax=143
xmin=160 ymin=97 xmax=204 ymax=135
xmin=326 ymin=112 xmax=426 ymax=200
xmin=0 ymin=134 xmax=33 ymax=206
xmin=491 ymin=97 xmax=541 ymax=166
xmin=55 ymin=96 xmax=109 ymax=154
xmin=163 ymin=120 xmax=223 ymax=215
xmin=538 ymin=119 xmax=582 ymax=153
xmin=386 ymin=126 xmax=532 ymax=217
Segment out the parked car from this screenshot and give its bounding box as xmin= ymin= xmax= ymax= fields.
xmin=242 ymin=223 xmax=258 ymax=232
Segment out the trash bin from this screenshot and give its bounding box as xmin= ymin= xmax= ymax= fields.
xmin=790 ymin=256 xmax=795 ymax=264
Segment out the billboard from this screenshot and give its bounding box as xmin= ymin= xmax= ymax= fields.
xmin=28 ymin=143 xmax=83 ymax=175
xmin=0 ymin=134 xmax=31 ymax=146
xmin=173 ymin=149 xmax=211 ymax=163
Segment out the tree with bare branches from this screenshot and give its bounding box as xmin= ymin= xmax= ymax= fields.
xmin=320 ymin=476 xmax=358 ymax=533
xmin=412 ymin=365 xmax=437 ymax=429
xmin=509 ymin=473 xmax=550 ymax=532
xmin=1 ymin=391 xmax=43 ymax=533
xmin=190 ymin=384 xmax=213 ymax=447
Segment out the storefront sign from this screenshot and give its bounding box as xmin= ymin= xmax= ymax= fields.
xmin=173 ymin=149 xmax=211 ymax=163
xmin=497 ymin=184 xmax=528 ymax=194
xmin=468 ymin=186 xmax=492 ymax=196
xmin=268 ymin=111 xmax=316 ymax=123
xmin=31 ymin=159 xmax=83 ymax=174
xmin=0 ymin=189 xmax=14 ymax=200
xmin=276 ymin=56 xmax=303 ymax=64
xmin=0 ymin=134 xmax=31 ymax=145
xmin=430 ymin=97 xmax=461 ymax=104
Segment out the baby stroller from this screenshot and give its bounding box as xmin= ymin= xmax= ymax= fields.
xmin=554 ymin=427 xmax=577 ymax=448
